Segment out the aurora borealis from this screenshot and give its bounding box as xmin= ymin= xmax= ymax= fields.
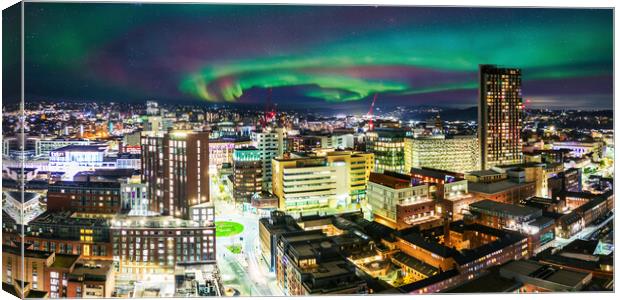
xmin=8 ymin=4 xmax=614 ymax=109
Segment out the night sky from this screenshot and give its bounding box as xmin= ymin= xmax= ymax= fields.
xmin=5 ymin=3 xmax=614 ymax=110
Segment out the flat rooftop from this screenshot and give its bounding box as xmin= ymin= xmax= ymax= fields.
xmin=53 ymin=145 xmax=106 ymax=152
xmin=500 ymin=260 xmax=591 ymax=289
xmin=469 ymin=200 xmax=541 ymax=217
xmin=468 ymin=180 xmax=530 ymax=194
xmin=369 ymin=172 xmax=411 ymax=189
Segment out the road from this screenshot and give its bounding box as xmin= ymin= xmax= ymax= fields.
xmin=211 ymin=175 xmax=283 ymax=296
xmin=545 ymin=213 xmax=614 ymax=252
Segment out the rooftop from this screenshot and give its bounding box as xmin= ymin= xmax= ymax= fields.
xmin=500 ymin=260 xmax=592 ymax=289
xmin=53 ymin=145 xmax=107 ymax=152
xmin=469 ymin=200 xmax=541 ymax=218
xmin=446 ymin=268 xmax=521 ymax=293
xmin=468 ymin=180 xmax=531 ymax=194
xmin=4 ymin=191 xmax=39 ymax=203
xmin=30 ymin=211 xmax=109 ymax=227
xmin=50 ymin=254 xmax=80 ymax=269
xmin=411 ymin=167 xmax=461 ymax=180
xmin=369 ymin=172 xmax=411 ymax=189
xmin=392 ymin=252 xmax=439 ymax=277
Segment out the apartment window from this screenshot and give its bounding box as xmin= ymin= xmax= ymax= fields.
xmin=32 ymin=263 xmax=38 ymax=289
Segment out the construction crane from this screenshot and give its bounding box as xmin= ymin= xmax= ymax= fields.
xmin=367 ymin=94 xmax=378 ymax=131
xmin=260 ymin=88 xmax=277 ymax=129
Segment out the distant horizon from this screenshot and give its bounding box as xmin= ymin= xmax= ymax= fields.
xmin=3 ymin=4 xmax=613 ymax=110
xmin=10 ymin=98 xmax=614 ymax=113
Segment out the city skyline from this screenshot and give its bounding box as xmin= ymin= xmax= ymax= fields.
xmin=2 ymin=4 xmax=613 ymax=109
xmin=1 ymin=2 xmax=615 ymax=298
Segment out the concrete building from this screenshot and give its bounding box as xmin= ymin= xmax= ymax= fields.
xmin=48 ymin=145 xmax=113 ymax=179
xmin=367 ymin=171 xmax=438 ymax=230
xmin=110 ymin=215 xmax=216 ymax=278
xmin=272 ymin=155 xmax=345 ymax=213
xmin=551 ymin=141 xmax=603 ymax=161
xmin=404 ymin=135 xmax=479 ymax=173
xmin=252 ymin=128 xmax=285 ymax=191
xmin=439 ymin=180 xmax=482 ymax=221
xmin=120 ymin=177 xmax=151 ymax=216
xmin=272 ymin=151 xmax=373 ymax=214
xmin=258 ymin=211 xmax=303 ymax=272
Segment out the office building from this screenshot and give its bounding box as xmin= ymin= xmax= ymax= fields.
xmin=366 ymin=128 xmax=406 ymax=173
xmin=404 ymin=135 xmax=479 ymax=173
xmin=272 ymin=156 xmax=344 ymax=213
xmin=271 ymin=151 xmax=373 ymax=213
xmin=120 ymin=177 xmax=151 ymax=216
xmin=48 ymin=145 xmax=114 ymax=179
xmin=367 ymin=171 xmax=438 ymax=230
xmin=252 ymin=128 xmax=285 ymax=191
xmin=232 ymin=146 xmax=263 ymax=203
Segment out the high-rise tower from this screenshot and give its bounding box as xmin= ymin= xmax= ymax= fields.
xmin=478 ymin=64 xmax=523 ymax=170
xmin=142 ymin=130 xmax=210 ymax=218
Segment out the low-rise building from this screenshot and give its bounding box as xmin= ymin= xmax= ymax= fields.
xmin=393 ymin=221 xmax=530 ymax=293
xmin=110 ymin=215 xmax=216 ymax=278
xmin=275 ymin=231 xmax=368 ymax=295
xmin=467 ymin=200 xmax=555 ymax=253
xmin=499 ymin=260 xmax=592 ymax=292
xmin=367 ymin=171 xmax=439 ymax=230
xmin=47 ymin=180 xmax=122 ymax=214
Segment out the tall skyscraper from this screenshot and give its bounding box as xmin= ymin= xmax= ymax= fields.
xmin=478 ymin=64 xmax=524 ymax=170
xmin=142 ymin=130 xmax=210 ymax=218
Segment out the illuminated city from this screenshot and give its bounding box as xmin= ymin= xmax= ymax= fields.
xmin=1 ymin=2 xmax=614 ymax=298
